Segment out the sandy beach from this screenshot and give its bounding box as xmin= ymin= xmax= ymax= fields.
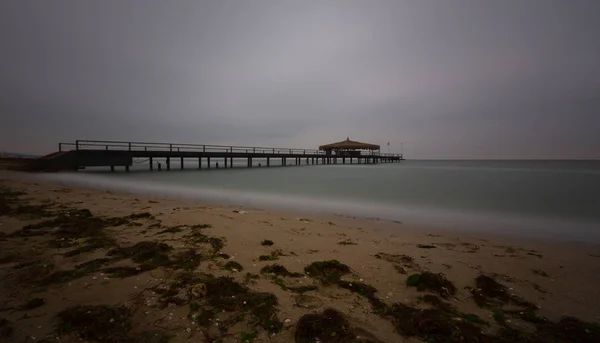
xmin=1 ymin=170 xmax=599 ymax=343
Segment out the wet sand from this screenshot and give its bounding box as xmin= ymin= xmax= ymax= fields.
xmin=0 ymin=170 xmax=599 ymax=343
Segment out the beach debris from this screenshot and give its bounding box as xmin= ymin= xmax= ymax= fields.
xmin=304 ymin=260 xmax=351 ymax=285
xmin=0 ymin=318 xmax=14 ymax=339
xmin=417 ymin=244 xmax=436 ymax=249
xmin=295 ymin=218 xmax=312 ymax=223
xmin=337 ymin=239 xmax=357 ymax=245
xmin=375 ymin=253 xmax=419 ymax=271
xmin=374 ymin=253 xmax=414 ymax=264
xmin=259 ymin=249 xmax=286 ymax=261
xmin=406 ymin=271 xmax=457 ymax=298
xmin=170 ymin=248 xmax=203 ymax=271
xmin=154 ymin=273 xmax=282 ymax=333
xmin=259 ymin=254 xmax=278 ymax=261
xmin=394 ymin=265 xmax=407 ymax=274
xmin=19 ymin=298 xmax=45 ymax=311
xmin=103 ymin=266 xmax=152 ymax=278
xmin=470 ymin=274 xmax=537 ymax=310
xmin=125 ymin=212 xmax=154 ymax=220
xmin=293 ymin=294 xmax=324 ymax=309
xmin=244 ymin=272 xmax=260 ymax=283
xmin=190 ymin=284 xmax=208 ymax=299
xmin=295 ymin=308 xmax=382 ymax=343
xmin=232 ymin=210 xmax=248 ymax=214
xmin=222 ymin=261 xmax=244 ymax=272
xmin=304 ymin=260 xmax=385 ymax=311
xmin=531 ymin=269 xmax=549 ymax=277
xmin=261 ymin=239 xmax=274 ymax=246
xmin=273 ymin=278 xmax=318 ymax=293
xmin=387 ymin=302 xmax=490 ymax=341
xmin=56 ymin=305 xmax=170 ymax=343
xmin=184 ymin=228 xmax=224 ymax=253
xmin=240 ymin=330 xmax=258 ymax=342
xmin=109 ymin=241 xmax=172 ymax=266
xmin=261 ymin=264 xmax=303 ymax=277
xmin=155 ymin=225 xmax=185 ymax=235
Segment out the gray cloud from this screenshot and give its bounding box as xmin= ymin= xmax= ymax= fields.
xmin=1 ymin=0 xmax=599 ymax=158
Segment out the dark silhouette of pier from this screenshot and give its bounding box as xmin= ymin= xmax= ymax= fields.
xmin=34 ymin=140 xmax=403 ymax=172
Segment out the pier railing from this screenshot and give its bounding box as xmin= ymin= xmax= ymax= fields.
xmin=58 ymin=140 xmax=401 ymax=157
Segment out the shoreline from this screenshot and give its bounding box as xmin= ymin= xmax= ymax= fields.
xmin=25 ymin=170 xmax=600 ymax=245
xmin=1 ymin=170 xmax=599 ymax=342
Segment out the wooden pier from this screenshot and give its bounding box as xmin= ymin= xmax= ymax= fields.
xmin=34 ymin=139 xmax=403 ymax=172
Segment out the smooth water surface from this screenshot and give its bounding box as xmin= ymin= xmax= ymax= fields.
xmin=38 ymin=160 xmax=600 ymax=243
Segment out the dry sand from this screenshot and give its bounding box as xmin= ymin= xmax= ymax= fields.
xmin=0 ymin=170 xmax=599 ymax=343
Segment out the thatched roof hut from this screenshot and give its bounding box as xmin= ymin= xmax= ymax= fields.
xmin=318 ymin=137 xmax=380 ymax=151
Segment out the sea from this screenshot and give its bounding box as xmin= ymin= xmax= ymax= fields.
xmin=35 ymin=159 xmax=600 ymax=243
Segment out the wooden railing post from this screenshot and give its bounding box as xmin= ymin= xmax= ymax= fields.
xmin=128 ymin=142 xmax=131 ymax=151
xmin=75 ymin=140 xmax=79 ymax=151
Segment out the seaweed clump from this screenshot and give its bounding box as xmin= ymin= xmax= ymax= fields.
xmin=15 ymin=208 xmax=128 ymax=238
xmin=20 ymin=297 xmax=45 ymax=310
xmin=0 ymin=318 xmax=14 ymax=339
xmin=304 ymin=260 xmax=351 ymax=285
xmin=295 ymin=308 xmax=381 ymax=343
xmin=56 ymin=305 xmax=171 ymax=343
xmin=470 ymin=274 xmax=535 ymax=309
xmin=387 ymin=303 xmax=487 ymax=342
xmin=108 ymin=241 xmax=172 ymax=268
xmin=223 ymin=261 xmax=244 ymax=272
xmin=201 ymin=276 xmax=282 ymax=333
xmin=406 ymin=272 xmax=457 ymax=298
xmin=158 ymin=274 xmax=283 ymax=334
xmin=261 ymin=264 xmax=303 ymax=278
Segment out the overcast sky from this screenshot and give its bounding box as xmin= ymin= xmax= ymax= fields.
xmin=1 ymin=1 xmax=599 ymax=158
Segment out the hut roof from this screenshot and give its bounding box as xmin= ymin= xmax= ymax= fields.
xmin=318 ymin=137 xmax=380 ymax=151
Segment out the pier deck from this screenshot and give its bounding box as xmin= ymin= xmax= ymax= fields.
xmin=35 ymin=140 xmax=403 ymax=172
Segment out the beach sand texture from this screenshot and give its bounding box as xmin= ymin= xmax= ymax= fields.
xmin=0 ymin=171 xmax=599 ymax=343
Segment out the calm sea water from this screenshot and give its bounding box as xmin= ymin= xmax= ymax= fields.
xmin=37 ymin=160 xmax=600 ymax=243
